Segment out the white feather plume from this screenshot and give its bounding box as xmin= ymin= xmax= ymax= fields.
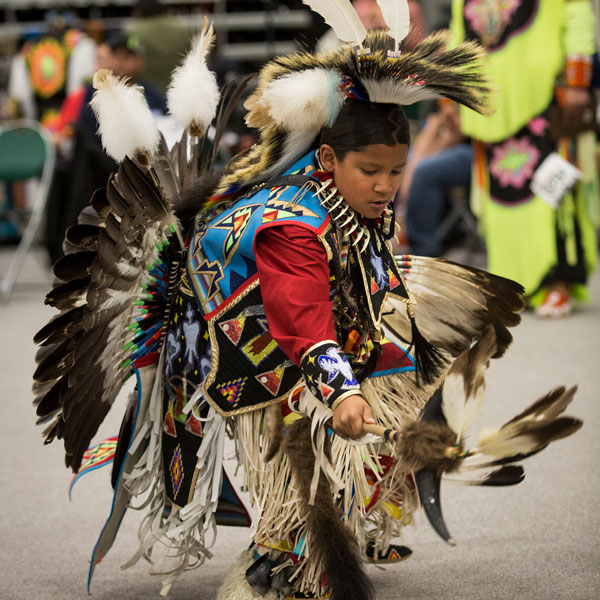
xmin=376 ymin=0 xmax=411 ymax=51
xmin=362 ymin=77 xmax=439 ymax=105
xmin=265 ymin=69 xmax=345 ymax=131
xmin=167 ymin=19 xmax=220 ymax=136
xmin=90 ymin=69 xmax=159 ymax=164
xmin=303 ymin=0 xmax=367 ymax=46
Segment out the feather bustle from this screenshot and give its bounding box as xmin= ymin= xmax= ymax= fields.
xmin=34 ymin=147 xmax=175 ymax=471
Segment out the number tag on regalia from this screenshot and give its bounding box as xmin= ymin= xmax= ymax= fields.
xmin=531 ymin=152 xmax=582 ymax=209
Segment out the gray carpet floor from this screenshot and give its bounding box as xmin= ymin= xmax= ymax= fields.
xmin=1 ymin=248 xmax=598 ymax=600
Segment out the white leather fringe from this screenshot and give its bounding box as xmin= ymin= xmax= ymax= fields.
xmin=236 ymin=370 xmax=443 ymax=596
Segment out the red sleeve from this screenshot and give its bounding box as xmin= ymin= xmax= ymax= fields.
xmin=255 ymin=224 xmax=337 ymax=365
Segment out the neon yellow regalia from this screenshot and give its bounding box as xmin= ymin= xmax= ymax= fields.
xmin=452 ymin=0 xmax=598 ymax=299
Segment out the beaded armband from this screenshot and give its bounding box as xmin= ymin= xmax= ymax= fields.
xmin=565 ymin=54 xmax=593 ymax=88
xmin=300 ymin=341 xmax=361 ymax=409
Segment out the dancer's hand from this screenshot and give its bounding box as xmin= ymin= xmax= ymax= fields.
xmin=558 ymin=87 xmax=592 ymax=130
xmin=332 ymin=395 xmax=375 ymax=439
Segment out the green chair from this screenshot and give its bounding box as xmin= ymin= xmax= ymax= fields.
xmin=0 ymin=120 xmax=55 ymax=302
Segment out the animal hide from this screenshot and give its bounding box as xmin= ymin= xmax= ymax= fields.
xmin=397 ymin=420 xmax=462 ymax=475
xmin=282 ymin=417 xmax=374 ymax=600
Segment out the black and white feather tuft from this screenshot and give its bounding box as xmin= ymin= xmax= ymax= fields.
xmin=467 ymin=386 xmax=582 ymax=466
xmin=385 ymin=255 xmax=525 ymax=359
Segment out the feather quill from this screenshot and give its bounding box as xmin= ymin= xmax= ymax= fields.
xmin=90 ymin=69 xmax=159 ymax=166
xmin=167 ymin=18 xmax=220 ymax=137
xmin=302 ymin=0 xmax=367 ymax=46
xmin=376 ymin=0 xmax=410 ymax=51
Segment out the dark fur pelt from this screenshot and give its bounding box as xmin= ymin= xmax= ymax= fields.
xmin=282 ymin=418 xmax=374 ymax=600
xmin=174 ymin=173 xmax=222 ymax=235
xmin=398 ymin=421 xmax=462 ymax=475
xmin=263 ymin=402 xmax=284 ymax=463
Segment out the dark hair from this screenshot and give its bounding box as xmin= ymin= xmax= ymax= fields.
xmin=107 ymin=32 xmax=145 ymax=55
xmin=319 ymin=100 xmax=410 ymax=159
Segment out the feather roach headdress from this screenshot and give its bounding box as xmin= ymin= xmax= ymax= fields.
xmin=217 ymin=0 xmax=491 ymax=193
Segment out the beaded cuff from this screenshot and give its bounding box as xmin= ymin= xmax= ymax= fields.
xmin=300 ymin=341 xmax=361 ymax=409
xmin=565 ymin=54 xmax=593 ymax=88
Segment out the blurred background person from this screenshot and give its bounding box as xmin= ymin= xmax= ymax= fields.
xmin=78 ymin=30 xmax=166 ymax=139
xmin=1 ymin=12 xmax=98 ymax=242
xmin=42 ymin=41 xmax=112 ymax=264
xmin=6 ymin=11 xmax=97 ymax=128
xmin=46 ymin=43 xmax=112 ymax=149
xmin=401 ymin=99 xmax=473 ymax=256
xmin=452 ymin=0 xmax=598 ymax=317
xmin=44 ymin=32 xmax=166 ymax=264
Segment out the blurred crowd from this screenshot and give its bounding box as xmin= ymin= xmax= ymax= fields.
xmin=0 ymin=0 xmax=599 ymax=318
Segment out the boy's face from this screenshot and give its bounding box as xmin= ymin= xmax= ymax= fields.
xmin=96 ymin=44 xmax=112 ymax=71
xmin=320 ymin=142 xmax=409 ymax=219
